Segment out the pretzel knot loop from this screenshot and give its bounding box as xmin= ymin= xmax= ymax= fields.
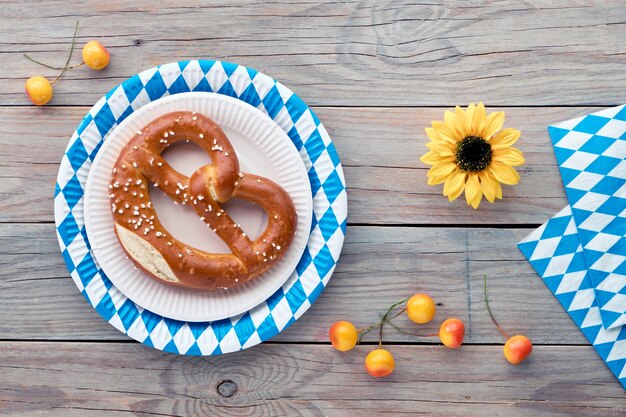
xmin=109 ymin=111 xmax=298 ymax=291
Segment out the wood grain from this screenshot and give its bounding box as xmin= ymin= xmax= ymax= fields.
xmin=2 ymin=0 xmax=625 ymax=411
xmin=0 ymin=223 xmax=587 ymax=344
xmin=1 ymin=342 xmax=624 ymax=417
xmin=0 ymin=1 xmax=624 ymax=106
xmin=0 ymin=106 xmax=595 ymax=224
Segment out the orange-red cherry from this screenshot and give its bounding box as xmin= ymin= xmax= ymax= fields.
xmin=329 ymin=321 xmax=358 ymax=352
xmin=504 ymin=335 xmax=532 ymax=364
xmin=439 ymin=318 xmax=465 ymax=348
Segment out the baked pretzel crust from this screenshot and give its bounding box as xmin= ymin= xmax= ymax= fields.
xmin=108 ymin=111 xmax=298 ymax=291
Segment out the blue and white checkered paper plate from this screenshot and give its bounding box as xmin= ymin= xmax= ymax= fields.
xmin=54 ymin=60 xmax=348 ymax=355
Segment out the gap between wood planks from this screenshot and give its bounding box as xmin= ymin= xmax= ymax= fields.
xmin=0 ymin=220 xmax=543 ymax=229
xmin=0 ymin=339 xmax=591 ymax=347
xmin=0 ymin=104 xmax=621 ymax=109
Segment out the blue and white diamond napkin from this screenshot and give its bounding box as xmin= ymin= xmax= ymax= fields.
xmin=519 ymin=206 xmax=626 ymax=389
xmin=548 ymin=105 xmax=626 ymax=329
xmin=518 ymin=105 xmax=626 ymax=388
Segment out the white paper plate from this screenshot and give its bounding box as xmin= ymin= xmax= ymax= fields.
xmin=84 ymin=92 xmax=312 ymax=322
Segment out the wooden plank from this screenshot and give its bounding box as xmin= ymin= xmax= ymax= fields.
xmin=1 ymin=1 xmax=624 ymax=106
xmin=1 ymin=106 xmax=594 ymax=224
xmin=0 ymin=223 xmax=587 ymax=344
xmin=1 ymin=342 xmax=623 ymax=416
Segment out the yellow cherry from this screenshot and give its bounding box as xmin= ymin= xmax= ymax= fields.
xmin=25 ymin=76 xmax=53 ymax=106
xmin=406 ymin=293 xmax=436 ymax=324
xmin=365 ymin=348 xmax=395 ymax=377
xmin=82 ymin=40 xmax=110 ymax=70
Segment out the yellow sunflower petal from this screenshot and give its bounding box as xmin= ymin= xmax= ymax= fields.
xmin=428 ymin=174 xmax=447 ymax=185
xmin=496 ymin=180 xmax=503 ymax=199
xmin=471 ymin=188 xmax=483 ymax=208
xmin=455 ymin=106 xmax=470 ymax=137
xmin=420 ymin=151 xmax=454 ymax=165
xmin=479 ymin=170 xmax=498 ymax=203
xmin=489 ymin=160 xmax=520 ymax=185
xmin=472 ymin=102 xmax=487 ymax=137
xmin=443 ymin=168 xmax=458 ymax=195
xmin=431 ymin=121 xmax=459 ymax=143
xmin=425 ymin=140 xmax=455 ymax=156
xmin=481 ymin=111 xmax=505 ymax=139
xmin=493 ymin=147 xmax=525 ymax=166
xmin=425 ymin=127 xmax=441 ymax=142
xmin=444 ymin=169 xmax=466 ymax=202
xmin=444 ymin=110 xmax=456 ymax=126
xmin=465 ymin=102 xmax=476 ymax=122
xmin=490 ymin=128 xmax=521 ymax=149
xmin=443 ymin=110 xmax=465 ymax=139
xmin=465 ymin=172 xmax=483 ymax=209
xmin=428 ymin=161 xmax=457 ymax=178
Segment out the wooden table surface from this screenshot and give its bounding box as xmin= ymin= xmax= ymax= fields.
xmin=1 ymin=1 xmax=625 ymax=416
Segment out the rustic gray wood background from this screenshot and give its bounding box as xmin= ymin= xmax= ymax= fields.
xmin=1 ymin=1 xmax=625 ymax=415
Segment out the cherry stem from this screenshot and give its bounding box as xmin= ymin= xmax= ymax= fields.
xmin=379 ymin=300 xmax=406 ymax=348
xmin=24 ymin=54 xmax=85 ymax=70
xmin=51 ymin=20 xmax=80 ymax=85
xmin=357 ymin=297 xmax=409 ymax=345
xmin=356 ymin=308 xmax=404 ymax=338
xmin=483 ymin=275 xmax=509 ymax=340
xmin=385 ymin=319 xmax=438 ymax=337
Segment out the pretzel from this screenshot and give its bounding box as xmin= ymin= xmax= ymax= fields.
xmin=108 ymin=111 xmax=298 ymax=291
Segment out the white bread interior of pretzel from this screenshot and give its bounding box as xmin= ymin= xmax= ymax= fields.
xmin=109 ymin=111 xmax=298 ymax=291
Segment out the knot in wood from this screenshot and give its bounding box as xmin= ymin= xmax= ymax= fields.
xmin=216 ymin=379 xmax=238 ymax=397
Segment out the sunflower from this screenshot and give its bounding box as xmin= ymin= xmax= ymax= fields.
xmin=420 ymin=103 xmax=524 ymax=209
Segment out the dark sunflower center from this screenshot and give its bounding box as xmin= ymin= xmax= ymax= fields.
xmin=455 ymin=135 xmax=492 ymax=172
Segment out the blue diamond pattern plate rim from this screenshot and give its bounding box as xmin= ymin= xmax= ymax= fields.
xmin=53 ymin=60 xmax=348 ymax=355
